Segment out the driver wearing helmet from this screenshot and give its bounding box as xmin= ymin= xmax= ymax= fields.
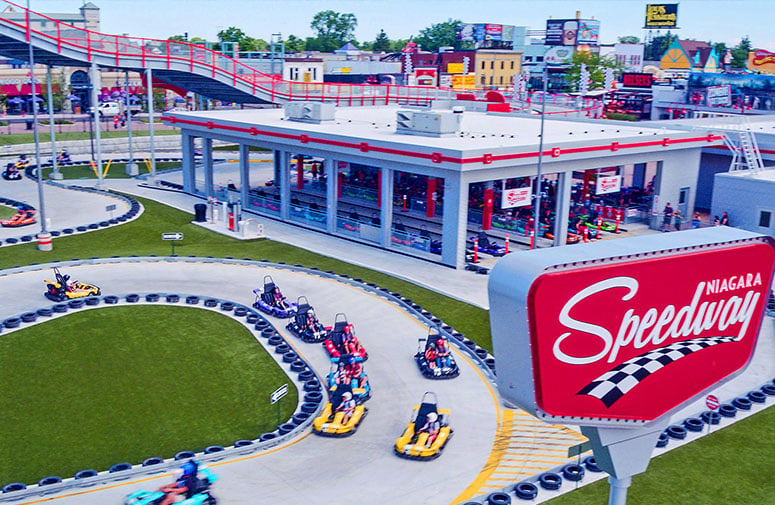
xmin=272 ymin=286 xmax=288 ymax=309
xmin=415 ymin=412 xmax=441 ymax=447
xmin=424 ymin=341 xmax=437 ymax=369
xmin=336 ymin=391 xmax=356 ymax=424
xmin=158 ymin=460 xmax=199 ymax=505
xmin=435 ymin=338 xmax=452 ymax=369
xmin=345 ymin=359 xmax=365 ymax=389
xmin=305 ymin=309 xmax=317 ymax=330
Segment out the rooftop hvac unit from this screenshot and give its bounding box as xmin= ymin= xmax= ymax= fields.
xmin=284 ymin=102 xmax=336 ymax=124
xmin=395 ymin=109 xmax=462 ymax=137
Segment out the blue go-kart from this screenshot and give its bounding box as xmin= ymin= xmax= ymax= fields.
xmin=253 ymin=275 xmax=298 ymax=318
xmin=327 ymin=354 xmax=371 ymax=402
xmin=468 ymin=232 xmax=506 ymax=256
xmin=125 ymin=466 xmax=217 ymax=505
xmin=286 ymin=296 xmax=327 ymax=343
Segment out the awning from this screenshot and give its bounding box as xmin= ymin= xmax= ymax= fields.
xmin=0 ymin=84 xmax=19 ymax=95
xmin=18 ymin=83 xmax=42 ymax=95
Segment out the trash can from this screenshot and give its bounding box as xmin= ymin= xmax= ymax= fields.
xmin=25 ymin=119 xmax=33 ymax=130
xmin=194 ymin=203 xmax=207 ymax=222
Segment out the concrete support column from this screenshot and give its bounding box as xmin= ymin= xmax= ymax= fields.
xmin=380 ymin=167 xmax=393 ymax=247
xmin=181 ymin=131 xmax=195 ymax=193
xmin=554 ymin=172 xmax=572 ymax=247
xmin=325 ymin=158 xmax=337 ymax=234
xmin=239 ymin=143 xmax=250 ymax=205
xmin=442 ymin=173 xmax=466 ymax=268
xmin=203 ymin=137 xmax=213 ymax=198
xmin=278 ymin=150 xmax=290 ymax=220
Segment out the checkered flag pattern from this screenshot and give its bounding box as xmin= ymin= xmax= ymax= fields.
xmin=578 ymin=336 xmax=737 ymax=407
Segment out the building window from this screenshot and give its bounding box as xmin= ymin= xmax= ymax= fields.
xmin=511 ymin=61 xmax=515 ymax=69
xmin=490 ymin=60 xmax=494 ymax=70
xmin=313 ymin=68 xmax=317 ymax=80
xmin=481 ymin=61 xmax=486 ymax=70
xmin=291 ymin=68 xmax=299 ymax=80
xmin=629 ymin=55 xmax=641 ymax=65
xmin=481 ymin=75 xmax=486 ymax=85
xmin=616 ymin=55 xmax=626 ymax=64
xmin=489 ymin=75 xmax=493 ymax=85
xmin=536 ymin=56 xmax=544 ymax=62
xmin=525 ymin=56 xmax=533 ymax=62
xmin=760 ymin=210 xmax=772 ymax=228
xmin=500 ymin=61 xmax=504 ymax=70
xmin=499 ymin=75 xmax=504 ymax=85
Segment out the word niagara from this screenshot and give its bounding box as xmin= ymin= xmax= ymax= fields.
xmin=553 ymin=274 xmax=763 ymax=365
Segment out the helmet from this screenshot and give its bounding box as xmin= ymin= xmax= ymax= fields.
xmin=181 ymin=461 xmax=197 ymax=477
xmin=343 ymin=392 xmax=352 ymax=401
xmin=427 ymin=412 xmax=438 ymax=422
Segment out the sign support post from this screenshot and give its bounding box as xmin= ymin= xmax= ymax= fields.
xmin=270 ymin=384 xmax=288 ymax=427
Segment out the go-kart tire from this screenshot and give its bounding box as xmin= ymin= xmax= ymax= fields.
xmin=2 ymin=483 xmax=26 ymax=493
xmin=762 ymin=384 xmax=775 ymax=396
xmin=145 ymin=294 xmax=160 ymax=302
xmin=36 ymin=308 xmax=53 ymax=317
xmin=562 ymin=463 xmax=585 ymax=481
xmin=298 ymin=370 xmax=315 ymax=382
xmin=719 ymin=404 xmax=737 ymax=417
xmin=732 ymin=397 xmax=752 ymax=410
xmin=292 ymin=412 xmax=310 ymax=424
xmin=514 ymin=482 xmax=539 ymax=500
xmin=74 ymin=469 xmax=98 ymax=479
xmin=267 ymin=335 xmax=283 ymax=346
xmin=485 ymin=357 xmax=496 ymax=370
xmin=583 ymin=455 xmax=602 ymax=472
xmin=683 ymin=417 xmax=704 ymax=432
xmin=274 ymin=343 xmax=291 ymax=354
xmin=259 ymin=432 xmax=277 ymax=442
xmin=666 ymin=425 xmax=687 ymax=440
xmin=185 ymin=296 xmax=199 ymax=305
xmin=38 ymin=476 xmax=61 ymax=486
xmin=301 ymin=402 xmax=318 ymax=413
xmin=303 ymin=379 xmax=321 ymax=392
xmin=234 ymin=307 xmax=247 ymax=317
xmin=304 ymin=391 xmax=323 ymax=403
xmin=233 ymin=440 xmax=253 ymax=448
xmin=204 ymin=445 xmax=224 ymax=454
xmin=282 ymin=351 xmax=297 ymax=363
xmin=277 ymin=423 xmax=295 ymax=435
xmin=246 ymin=314 xmax=258 ymax=324
xmin=141 ymin=457 xmax=163 ymax=467
xmin=108 ymin=462 xmax=132 ymax=473
xmin=487 ymin=492 xmax=511 ymax=505
xmin=538 ymin=472 xmax=562 ymax=490
xmin=290 ymin=360 xmax=306 ymax=372
xmin=221 ymin=302 xmax=234 ymax=312
xmin=747 ymin=390 xmax=767 ymax=403
xmin=52 ymin=304 xmax=68 ymax=313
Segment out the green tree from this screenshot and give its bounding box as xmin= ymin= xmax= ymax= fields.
xmin=644 ymin=32 xmax=677 ymax=60
xmin=310 ymin=10 xmax=357 ymax=52
xmin=217 ymin=26 xmax=246 ymax=43
xmin=42 ymin=69 xmax=66 ymax=112
xmin=284 ymin=35 xmax=305 ymax=53
xmin=389 ymin=39 xmax=409 ymax=53
xmin=731 ymin=36 xmax=752 ymax=69
xmin=415 ymin=19 xmax=461 ymax=52
xmin=618 ymin=35 xmax=640 ymax=44
xmin=565 ymin=50 xmax=623 ymax=92
xmin=373 ymin=29 xmax=390 ymax=52
xmin=238 ymin=36 xmax=268 ymax=52
xmin=168 ymin=34 xmax=187 ymax=42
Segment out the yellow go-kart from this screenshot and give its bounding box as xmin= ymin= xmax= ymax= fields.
xmin=43 ymin=267 xmax=100 ymax=302
xmin=395 ymin=392 xmax=452 ymax=460
xmin=312 ymin=384 xmax=367 ymax=437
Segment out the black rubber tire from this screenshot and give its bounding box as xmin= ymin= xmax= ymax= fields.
xmin=166 ymin=294 xmax=180 ymax=303
xmin=732 ymin=397 xmax=752 ymax=410
xmin=267 ymin=335 xmax=283 ymax=346
xmin=747 ymin=390 xmax=767 ymax=403
xmin=292 ymin=412 xmax=310 ymax=424
xmin=185 ymin=296 xmax=199 ymax=305
xmin=304 ymin=391 xmax=323 ymax=403
xmin=303 ymin=379 xmax=321 ymax=392
xmin=701 ymin=411 xmax=721 ymax=425
xmin=246 ymin=314 xmax=258 ymax=323
xmin=145 ymin=293 xmax=160 ymax=302
xmin=475 ymin=348 xmax=488 ymax=359
xmin=125 ymin=294 xmax=140 ymax=303
xmin=277 ymin=423 xmax=295 ymax=435
xmin=74 ymin=469 xmax=98 ymax=479
xmin=204 ymin=446 xmax=224 ymax=454
xmin=282 ymin=351 xmax=297 ymax=363
xmin=485 ymin=357 xmax=496 ymax=370
xmin=85 ymin=297 xmax=100 ymax=306
xmin=233 ymin=440 xmax=253 ymax=448
xmin=683 ymin=417 xmax=704 ymax=432
xmin=3 ymin=318 xmax=21 ymax=328
xmin=487 ymin=492 xmax=511 ymax=505
xmin=762 ymin=384 xmax=775 ymax=396
xmin=290 ymin=360 xmax=306 ymax=372
xmin=301 ymin=402 xmax=319 ymax=413
xmin=2 ymin=483 xmax=26 ymax=493
xmin=221 ymin=302 xmax=235 ymax=312
xmin=562 ymin=463 xmax=585 ymax=481
xmin=36 ymin=308 xmax=53 ymax=317
xmin=666 ymin=425 xmax=687 ymax=440
xmin=52 ymin=303 xmax=68 ymax=312
xmin=142 ymin=457 xmax=164 ymax=467
xmin=204 ymin=298 xmax=218 ymax=308
xmin=274 ymin=343 xmax=291 ymax=354
xmin=298 ymin=370 xmax=315 ymax=382
xmin=514 ymin=482 xmax=539 ymax=500
xmin=38 ymin=476 xmax=62 ymax=486
xmin=234 ymin=307 xmax=247 ymax=317
xmin=261 ymin=327 xmax=276 ymax=338
xmin=174 ymin=451 xmax=196 ymax=460
xmin=583 ymin=455 xmax=602 ymax=472
xmin=20 ymin=312 xmax=37 ymax=323
xmin=259 ymin=432 xmax=277 ymax=442
xmin=656 ymin=432 xmax=669 ymax=448
xmin=255 ymin=320 xmax=270 ymax=330
xmin=538 ymin=472 xmax=562 ymax=490
xmin=719 ymin=404 xmax=737 ymax=417
xmin=108 ymin=463 xmax=131 ymax=473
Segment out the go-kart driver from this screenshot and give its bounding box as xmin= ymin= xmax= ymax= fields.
xmin=424 ymin=341 xmax=437 ymax=369
xmin=414 ymin=412 xmax=440 ymax=448
xmin=341 ymin=326 xmax=360 ymax=355
xmin=272 ymin=287 xmax=289 ymax=309
xmin=332 ymin=361 xmax=349 ymax=385
xmin=158 ymin=460 xmax=200 ymax=505
xmin=336 ymin=391 xmax=356 ymax=424
xmin=344 ymin=359 xmax=366 ymax=389
xmin=434 ymin=338 xmax=452 ymax=369
xmin=56 ymin=149 xmax=70 ymax=163
xmin=305 ymin=309 xmax=317 ymax=330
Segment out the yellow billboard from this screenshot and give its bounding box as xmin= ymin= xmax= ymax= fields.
xmin=748 ymin=50 xmax=775 ymax=75
xmin=451 ymin=74 xmax=475 ymax=90
xmin=447 ymin=62 xmax=464 ymax=74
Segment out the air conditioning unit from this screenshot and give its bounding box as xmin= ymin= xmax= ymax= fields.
xmin=284 ymin=102 xmax=336 ymax=124
xmin=395 ymin=109 xmax=462 ymax=137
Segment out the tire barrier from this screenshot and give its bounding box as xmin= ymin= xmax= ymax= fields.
xmin=52 ymin=303 xmax=68 ymax=312
xmin=290 ymin=360 xmax=306 ymax=372
xmin=538 ymin=472 xmax=562 ymax=490
xmin=20 ymin=312 xmax=37 ymax=323
xmin=74 ymin=469 xmax=98 ymax=479
xmin=486 ymin=492 xmax=511 ymax=505
xmin=274 ymin=343 xmax=291 ymax=354
xmin=301 ymin=402 xmax=319 ymax=414
xmin=701 ymin=411 xmax=721 ymax=425
xmin=732 ymin=397 xmax=752 ymax=410
xmin=2 ymin=483 xmax=26 ymax=493
xmin=103 ymin=295 xmax=119 ymax=304
xmin=234 ymin=306 xmax=247 ymax=317
xmin=145 ymin=293 xmax=160 ymax=302
xmin=68 ymin=299 xmax=85 ymax=308
xmin=36 ymin=308 xmax=53 ymax=317
xmin=85 ymin=297 xmax=100 ymax=306
xmin=246 ymin=313 xmax=258 ymax=324
xmin=561 ymin=463 xmax=585 ymax=482
xmin=583 ymin=455 xmax=602 ymax=472
xmin=220 ymin=302 xmax=235 ymax=312
xmin=719 ymin=404 xmax=737 ymax=418
xmin=141 ymin=457 xmax=164 ymax=467
xmin=166 ymin=294 xmax=180 ymax=303
xmin=174 ymin=451 xmax=196 ymax=461
xmin=304 ymin=391 xmax=323 ymax=404
xmin=204 ymin=298 xmax=218 ymax=308
xmin=762 ymin=384 xmax=775 ymax=396
xmin=125 ymin=294 xmax=140 ymax=303
xmin=185 ymin=295 xmax=199 ymax=305
xmin=277 ymin=423 xmax=296 ymax=435
xmin=259 ymin=432 xmax=277 ymax=442
xmin=204 ymin=446 xmax=225 ymax=454
xmin=666 ymin=425 xmax=687 ymax=440
xmin=3 ymin=317 xmax=21 ymax=328
xmin=37 ymin=477 xmax=61 ymax=486
xmin=233 ymin=440 xmax=253 ymax=448
xmin=298 ymin=370 xmax=315 ymax=382
xmin=267 ymin=335 xmax=284 ymax=346
xmin=683 ymin=418 xmax=704 ymax=432
xmin=514 ymin=482 xmax=539 ymax=500
xmin=303 ymin=379 xmax=321 ymax=392
xmin=108 ymin=463 xmax=132 ymax=473
xmin=747 ymin=390 xmax=767 ymax=404
xmin=656 ymin=431 xmax=669 ymax=448
xmin=282 ymin=351 xmax=297 ymax=363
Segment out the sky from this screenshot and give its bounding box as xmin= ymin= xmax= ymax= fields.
xmin=19 ymin=0 xmax=775 ymax=49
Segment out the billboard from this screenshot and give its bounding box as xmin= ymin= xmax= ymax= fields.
xmin=501 ymin=187 xmax=532 ymax=209
xmin=707 ymin=84 xmax=732 ymax=107
xmin=545 ymin=19 xmax=578 ymax=46
xmin=485 ymin=24 xmax=502 ymax=41
xmin=596 ymin=175 xmax=621 ymax=195
xmin=748 ymin=49 xmax=775 ymax=75
xmin=645 ymin=4 xmax=678 ymax=28
xmin=458 ymin=24 xmax=475 ymax=42
xmin=489 ymin=230 xmax=775 ymax=425
xmin=622 ymin=72 xmax=654 ymax=88
xmin=577 ymin=20 xmax=600 ymax=45
xmin=544 ymin=46 xmax=573 ymax=66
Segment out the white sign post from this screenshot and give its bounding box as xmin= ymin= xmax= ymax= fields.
xmin=271 ymin=383 xmax=289 ymax=426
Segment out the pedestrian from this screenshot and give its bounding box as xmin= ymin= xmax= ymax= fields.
xmin=674 ymin=209 xmax=682 ymax=231
xmin=692 ymin=212 xmax=701 ymax=229
xmin=113 ymin=114 xmax=119 ymax=129
xmin=720 ymin=211 xmax=730 ymax=226
xmin=713 ymin=215 xmax=720 ymax=226
xmin=662 ymin=202 xmax=674 ymax=232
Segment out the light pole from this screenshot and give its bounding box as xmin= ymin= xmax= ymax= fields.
xmin=27 ymin=0 xmax=49 ymax=250
xmin=532 ymin=65 xmax=548 ymax=249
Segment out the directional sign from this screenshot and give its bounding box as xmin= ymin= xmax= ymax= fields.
xmin=567 ymin=440 xmax=592 ymax=458
xmin=105 ymin=204 xmax=117 ymax=212
xmin=161 ymin=232 xmax=183 ymax=241
xmin=706 ymin=395 xmax=720 ymax=411
xmin=270 ymin=384 xmax=288 ymax=404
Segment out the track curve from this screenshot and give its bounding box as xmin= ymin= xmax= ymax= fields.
xmin=0 ymin=259 xmax=498 ymax=505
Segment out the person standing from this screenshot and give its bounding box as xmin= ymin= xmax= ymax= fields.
xmin=674 ymin=209 xmax=683 ymax=231
xmin=662 ymin=203 xmax=674 ymax=232
xmin=720 ymin=211 xmax=730 ymax=226
xmin=692 ymin=212 xmax=701 ymax=229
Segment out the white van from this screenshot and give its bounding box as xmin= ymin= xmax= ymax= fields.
xmin=92 ymin=101 xmax=141 ymax=117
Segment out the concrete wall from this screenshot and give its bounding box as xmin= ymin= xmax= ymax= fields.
xmin=712 ymin=172 xmax=775 ymax=238
xmin=696 ymin=152 xmax=731 ymax=210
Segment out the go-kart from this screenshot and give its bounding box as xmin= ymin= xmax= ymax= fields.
xmin=0 ymin=208 xmax=36 ymax=227
xmin=579 ymin=215 xmax=620 ymax=233
xmin=285 ymin=296 xmax=327 ymax=343
xmin=125 ymin=465 xmax=217 ymax=505
xmin=252 ymin=275 xmax=297 ymax=318
xmin=313 ymin=383 xmax=367 ymax=437
xmin=468 ymin=232 xmax=506 ymax=256
xmin=53 ymin=152 xmax=72 ymax=165
xmin=414 ymin=327 xmax=459 ymax=380
xmin=395 ymin=392 xmax=452 ymax=460
xmin=43 ymin=267 xmax=100 ymax=302
xmin=544 ymin=230 xmax=583 ymax=243
xmin=326 ymin=355 xmax=371 ymax=402
xmin=323 ymin=313 xmax=367 ymax=361
xmin=1 ymin=166 xmax=21 ymax=180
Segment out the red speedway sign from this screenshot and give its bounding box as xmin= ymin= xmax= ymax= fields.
xmin=526 ymin=242 xmax=774 ymax=421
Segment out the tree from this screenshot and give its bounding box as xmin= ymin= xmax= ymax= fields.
xmin=389 ymin=39 xmax=409 ymax=53
xmin=644 ymin=32 xmax=677 ymax=60
xmin=373 ymin=29 xmax=390 ymax=52
xmin=239 ymin=36 xmax=268 ymax=52
xmin=565 ymin=50 xmax=624 ymax=92
xmin=414 ymin=19 xmax=461 ymax=52
xmin=731 ymin=36 xmax=752 ymax=69
xmin=618 ymin=35 xmax=640 ymax=44
xmin=284 ymin=35 xmax=305 ymax=53
xmin=168 ymin=34 xmax=187 ymax=42
xmin=310 ymin=10 xmax=357 ymax=51
xmin=217 ymin=27 xmax=246 ymax=43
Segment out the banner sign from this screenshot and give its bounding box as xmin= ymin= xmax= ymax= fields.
xmin=707 ymin=84 xmax=732 ymax=107
xmin=502 ymin=187 xmax=532 ymax=209
xmin=645 ymin=4 xmax=678 ymax=28
xmin=576 ymin=20 xmax=600 ymax=45
xmin=545 ymin=19 xmax=578 ymax=46
xmin=489 ymin=230 xmax=775 ymax=425
xmin=485 ymin=24 xmax=503 ymax=41
xmin=622 ymin=73 xmax=654 ymax=88
xmin=596 ymin=175 xmax=621 ymax=195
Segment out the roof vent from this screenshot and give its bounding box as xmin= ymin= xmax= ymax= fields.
xmin=395 ymin=109 xmax=462 ymax=137
xmin=284 ymin=102 xmax=335 ymax=124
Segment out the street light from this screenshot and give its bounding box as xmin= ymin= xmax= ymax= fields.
xmin=532 ymin=65 xmax=548 ymax=249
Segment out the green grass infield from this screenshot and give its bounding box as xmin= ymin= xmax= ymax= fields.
xmin=0 ymin=204 xmax=17 ymax=219
xmin=0 ymin=305 xmax=297 ymax=485
xmin=40 ymin=161 xmax=181 ymax=180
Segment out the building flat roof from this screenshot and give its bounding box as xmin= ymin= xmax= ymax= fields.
xmin=717 ymin=167 xmax=775 ymax=183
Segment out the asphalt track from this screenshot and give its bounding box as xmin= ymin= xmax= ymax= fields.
xmin=0 ymin=261 xmax=498 ymax=505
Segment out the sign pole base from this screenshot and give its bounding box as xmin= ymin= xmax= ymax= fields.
xmin=608 ymin=476 xmax=631 ymax=505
